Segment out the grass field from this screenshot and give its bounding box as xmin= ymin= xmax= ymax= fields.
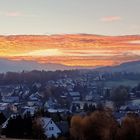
xmin=105 ymin=80 xmax=140 ymax=88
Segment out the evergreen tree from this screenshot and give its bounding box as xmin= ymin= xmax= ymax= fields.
xmin=83 ymin=103 xmax=89 ymax=112
xmin=0 ymin=112 xmax=6 ymax=125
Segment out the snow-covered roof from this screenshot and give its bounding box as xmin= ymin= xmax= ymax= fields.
xmin=47 ymin=108 xmax=66 ymax=113
xmin=69 ymin=92 xmax=80 ymax=96
xmin=2 ymin=114 xmax=19 ymax=129
xmin=40 ymin=117 xmax=52 ymax=128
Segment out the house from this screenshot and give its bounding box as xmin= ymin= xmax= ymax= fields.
xmin=68 ymin=92 xmax=81 ymax=101
xmin=2 ymin=96 xmax=19 ymax=103
xmin=29 ymin=94 xmax=39 ymax=101
xmin=22 ymin=106 xmax=37 ymax=116
xmin=129 ymin=92 xmax=136 ymax=99
xmin=44 ymin=98 xmax=57 ymax=109
xmin=0 ymin=103 xmax=9 ymax=111
xmin=21 ymin=90 xmax=30 ymax=99
xmin=120 ymin=104 xmax=140 ymax=113
xmin=85 ymin=92 xmax=93 ymax=101
xmin=40 ymin=117 xmax=61 ymax=138
xmin=27 ymin=100 xmax=43 ymax=107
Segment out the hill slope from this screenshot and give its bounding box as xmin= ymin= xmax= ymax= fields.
xmin=0 ymin=58 xmax=95 ymax=72
xmin=96 ymin=60 xmax=140 ymax=73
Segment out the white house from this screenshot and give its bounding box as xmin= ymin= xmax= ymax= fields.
xmin=68 ymin=92 xmax=81 ymax=101
xmin=40 ymin=117 xmax=61 ymax=138
xmin=22 ymin=106 xmax=37 ymax=116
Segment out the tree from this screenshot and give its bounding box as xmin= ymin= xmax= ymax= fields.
xmin=3 ymin=115 xmax=24 ymax=138
xmin=117 ymin=113 xmax=140 ymax=140
xmin=136 ymin=83 xmax=140 ymax=91
xmin=0 ymin=112 xmax=6 ymax=125
xmin=70 ymin=110 xmax=118 ymax=140
xmin=3 ymin=114 xmax=33 ymax=139
xmin=32 ymin=118 xmax=47 ymax=140
xmin=71 ymin=105 xmax=76 ymax=113
xmin=111 ymin=86 xmax=129 ymax=109
xmin=83 ymin=103 xmax=89 ymax=112
xmin=89 ymin=104 xmax=96 ymax=112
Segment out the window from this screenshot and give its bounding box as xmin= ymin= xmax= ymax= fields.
xmin=49 ymin=127 xmax=54 ymax=130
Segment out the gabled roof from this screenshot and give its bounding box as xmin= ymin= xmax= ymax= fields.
xmin=56 ymin=121 xmax=69 ymax=134
xmin=120 ymin=104 xmax=140 ymax=111
xmin=40 ymin=117 xmax=52 ymax=128
xmin=2 ymin=114 xmax=19 ymax=129
xmin=40 ymin=117 xmax=62 ymax=133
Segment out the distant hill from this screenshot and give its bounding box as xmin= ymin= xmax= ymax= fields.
xmin=0 ymin=34 xmax=140 ymax=68
xmin=0 ymin=58 xmax=139 ymax=73
xmin=0 ymin=58 xmax=95 ymax=72
xmin=95 ymin=60 xmax=140 ymax=73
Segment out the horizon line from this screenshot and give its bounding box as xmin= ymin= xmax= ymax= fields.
xmin=0 ymin=33 xmax=140 ymax=37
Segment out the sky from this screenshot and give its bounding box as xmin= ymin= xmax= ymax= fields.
xmin=0 ymin=35 xmax=140 ymax=66
xmin=0 ymin=0 xmax=140 ymax=35
xmin=0 ymin=0 xmax=140 ymax=67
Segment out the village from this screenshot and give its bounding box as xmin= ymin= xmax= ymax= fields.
xmin=0 ymin=70 xmax=140 ymax=139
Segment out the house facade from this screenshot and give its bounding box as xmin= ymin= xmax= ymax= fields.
xmin=40 ymin=117 xmax=61 ymax=138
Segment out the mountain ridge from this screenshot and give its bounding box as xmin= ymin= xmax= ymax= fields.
xmin=95 ymin=60 xmax=140 ymax=73
xmin=0 ymin=58 xmax=95 ymax=72
xmin=0 ymin=58 xmax=139 ymax=73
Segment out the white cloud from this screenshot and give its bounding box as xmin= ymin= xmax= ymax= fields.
xmin=100 ymin=16 xmax=122 ymax=22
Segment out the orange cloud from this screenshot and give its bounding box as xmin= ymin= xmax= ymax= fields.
xmin=0 ymin=34 xmax=140 ymax=67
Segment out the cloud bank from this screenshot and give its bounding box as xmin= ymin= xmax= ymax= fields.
xmin=0 ymin=34 xmax=140 ymax=66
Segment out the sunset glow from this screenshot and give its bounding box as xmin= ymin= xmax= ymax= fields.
xmin=0 ymin=34 xmax=140 ymax=67
xmin=0 ymin=0 xmax=140 ymax=67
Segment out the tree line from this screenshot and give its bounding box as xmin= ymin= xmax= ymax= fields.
xmin=0 ymin=70 xmax=80 ymax=85
xmin=70 ymin=110 xmax=140 ymax=140
xmin=0 ymin=109 xmax=140 ymax=140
